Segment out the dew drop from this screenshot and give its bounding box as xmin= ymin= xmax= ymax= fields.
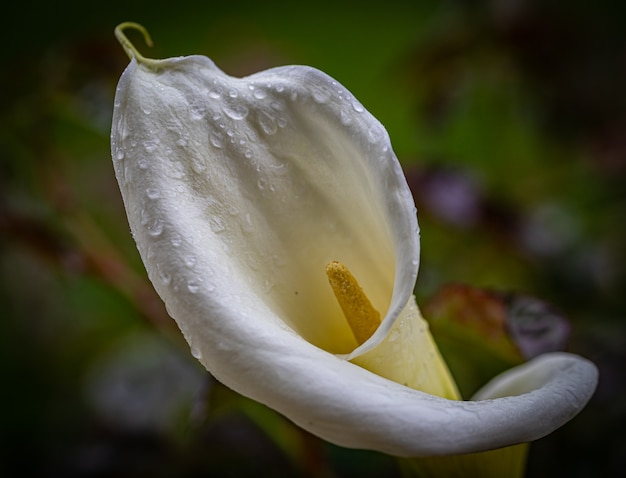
xmin=340 ymin=110 xmax=353 ymax=126
xmin=277 ymin=118 xmax=287 ymax=128
xmin=209 ymin=132 xmax=224 ymax=148
xmin=210 ymin=216 xmax=226 ymax=233
xmin=184 ymin=254 xmax=197 ymax=268
xmin=313 ymin=88 xmax=331 ymax=104
xmin=139 ymin=208 xmax=149 ymax=226
xmin=170 ymin=161 xmax=185 ymax=179
xmin=190 ymin=345 xmax=202 ymax=359
xmin=208 ymin=88 xmax=221 ymax=99
xmin=192 ymin=157 xmax=207 ymax=173
xmin=187 ymin=280 xmax=200 ymax=294
xmin=228 ymin=88 xmax=239 ymax=98
xmin=156 ymin=263 xmax=171 ymax=285
xmin=275 ymin=84 xmax=285 ymax=93
xmin=147 ymin=188 xmax=161 ymax=200
xmin=367 ymin=125 xmax=384 ymax=143
xmin=189 ymin=102 xmax=207 ymax=120
xmin=253 ymin=88 xmax=267 ymax=99
xmin=147 ymin=219 xmax=164 ymax=237
xmin=244 ymin=150 xmax=253 ymax=159
xmin=352 ymin=100 xmax=364 ymax=113
xmin=138 ymin=159 xmax=149 ymax=169
xmin=143 ymin=106 xmax=152 ymax=115
xmin=258 ymin=111 xmax=278 ymax=135
xmin=176 ymin=131 xmax=190 ymax=147
xmin=270 ymin=100 xmax=284 ymax=111
xmin=143 ymin=140 xmax=159 ymax=152
xmin=171 ymin=234 xmax=182 ymax=247
xmin=224 ymin=104 xmax=249 ymax=120
xmin=115 ymin=148 xmax=125 ymax=161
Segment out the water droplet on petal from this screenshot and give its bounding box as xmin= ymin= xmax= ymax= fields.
xmin=210 ymin=216 xmax=226 ymax=233
xmin=313 ymin=88 xmax=330 ymax=104
xmin=340 ymin=110 xmax=353 ymax=126
xmin=223 ymin=104 xmax=249 ymax=120
xmin=147 ymin=219 xmax=164 ymax=237
xmin=176 ymin=136 xmax=188 ymax=147
xmin=189 ymin=101 xmax=207 ymax=120
xmin=253 ymin=88 xmax=267 ymax=99
xmin=352 ymin=100 xmax=364 ymax=113
xmin=184 ymin=254 xmax=197 ymax=268
xmin=156 ymin=263 xmax=171 ymax=285
xmin=146 ymin=188 xmax=161 ymax=200
xmin=143 ymin=140 xmax=159 ymax=152
xmin=258 ymin=111 xmax=278 ymax=135
xmin=187 ymin=280 xmax=200 ymax=294
xmin=209 ymin=132 xmax=224 ymax=148
xmin=139 ymin=208 xmax=149 ymax=226
xmin=228 ymin=88 xmax=239 ymax=98
xmin=190 ymin=344 xmax=202 ymax=359
xmin=171 ymin=234 xmax=182 ymax=247
xmin=170 ymin=161 xmax=185 ymax=179
xmin=367 ymin=125 xmax=384 ymax=143
xmin=115 ymin=148 xmax=125 ymax=161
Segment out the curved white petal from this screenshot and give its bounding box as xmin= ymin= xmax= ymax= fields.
xmin=111 ymin=51 xmax=598 ymax=456
xmin=112 ymin=56 xmax=418 ymax=358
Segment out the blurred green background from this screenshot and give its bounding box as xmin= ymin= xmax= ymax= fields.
xmin=1 ymin=0 xmax=625 ymax=476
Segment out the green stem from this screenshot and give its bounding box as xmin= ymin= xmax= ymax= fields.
xmin=398 ymin=444 xmax=528 ymax=478
xmin=114 ymin=22 xmax=157 ymax=65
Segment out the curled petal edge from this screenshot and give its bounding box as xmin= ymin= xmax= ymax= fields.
xmin=176 ymin=283 xmax=597 ymax=456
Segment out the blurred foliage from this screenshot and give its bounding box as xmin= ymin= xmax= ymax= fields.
xmin=1 ymin=0 xmax=625 ymax=477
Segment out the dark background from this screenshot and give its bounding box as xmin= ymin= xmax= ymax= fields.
xmin=1 ymin=1 xmax=624 ymax=476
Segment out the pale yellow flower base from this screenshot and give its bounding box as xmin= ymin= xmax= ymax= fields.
xmin=327 ymin=262 xmax=527 ymax=477
xmin=326 ymin=261 xmax=459 ymax=400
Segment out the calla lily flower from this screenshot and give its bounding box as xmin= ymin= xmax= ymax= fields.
xmin=110 ymin=22 xmax=598 ymax=462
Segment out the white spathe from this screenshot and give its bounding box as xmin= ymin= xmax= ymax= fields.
xmin=111 ymin=42 xmax=598 ymax=456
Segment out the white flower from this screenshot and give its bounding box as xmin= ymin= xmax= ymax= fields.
xmin=110 ymin=23 xmax=598 ymax=458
